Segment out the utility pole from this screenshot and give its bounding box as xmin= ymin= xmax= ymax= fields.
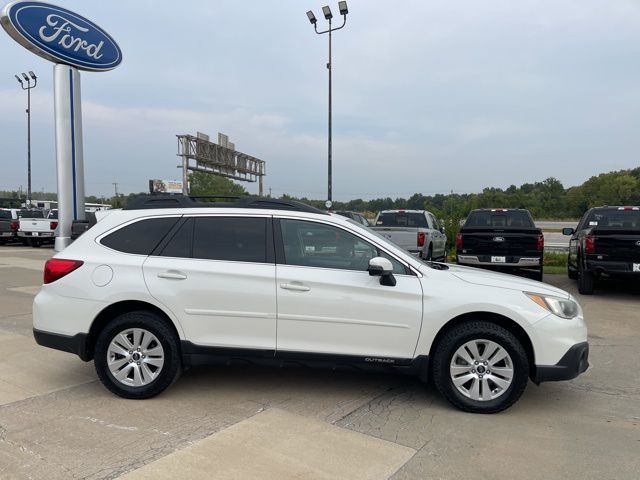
xmin=112 ymin=182 xmax=118 ymax=197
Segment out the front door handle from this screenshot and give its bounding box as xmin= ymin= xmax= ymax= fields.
xmin=158 ymin=271 xmax=187 ymax=280
xmin=280 ymin=283 xmax=310 ymax=292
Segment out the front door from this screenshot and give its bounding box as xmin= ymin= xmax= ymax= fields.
xmin=275 ymin=218 xmax=423 ymax=360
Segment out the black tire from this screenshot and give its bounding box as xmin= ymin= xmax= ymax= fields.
xmin=578 ymin=265 xmax=595 ymax=295
xmin=432 ymin=321 xmax=529 ymax=414
xmin=568 ymin=266 xmax=578 ymax=280
xmin=29 ymin=238 xmax=41 ymax=248
xmin=94 ymin=311 xmax=181 ymax=399
xmin=534 ymin=268 xmax=544 ymax=282
xmin=0 ymin=239 xmax=7 ymax=245
xmin=423 ymin=244 xmax=433 ymax=261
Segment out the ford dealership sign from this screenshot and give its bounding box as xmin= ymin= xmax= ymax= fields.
xmin=1 ymin=1 xmax=121 ymax=71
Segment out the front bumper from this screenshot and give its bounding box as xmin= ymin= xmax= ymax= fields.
xmin=533 ymin=342 xmax=589 ymax=383
xmin=33 ymin=328 xmax=91 ymax=361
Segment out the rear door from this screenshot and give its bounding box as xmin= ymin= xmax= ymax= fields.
xmin=143 ymin=215 xmax=277 ymax=351
xmin=274 ymin=218 xmax=423 ymax=360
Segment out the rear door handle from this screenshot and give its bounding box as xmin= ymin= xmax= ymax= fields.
xmin=280 ymin=283 xmax=310 ymax=292
xmin=158 ymin=271 xmax=187 ymax=280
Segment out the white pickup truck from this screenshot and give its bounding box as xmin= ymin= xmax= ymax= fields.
xmin=18 ymin=209 xmax=58 ymax=247
xmin=371 ymin=209 xmax=447 ymax=261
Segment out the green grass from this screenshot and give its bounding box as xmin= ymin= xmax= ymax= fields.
xmin=543 ymin=265 xmax=567 ymax=274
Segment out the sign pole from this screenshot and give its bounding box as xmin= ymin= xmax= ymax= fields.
xmin=53 ymin=64 xmax=85 ymax=251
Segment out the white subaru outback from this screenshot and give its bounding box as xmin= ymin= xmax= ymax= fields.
xmin=33 ymin=196 xmax=589 ymax=413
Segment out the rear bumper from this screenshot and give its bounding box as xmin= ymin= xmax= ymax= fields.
xmin=585 ymin=260 xmax=640 ymax=276
xmin=457 ymin=255 xmax=541 ymax=267
xmin=533 ymin=342 xmax=589 ymax=383
xmin=18 ymin=232 xmax=54 ymax=237
xmin=33 ymin=328 xmax=91 ymax=361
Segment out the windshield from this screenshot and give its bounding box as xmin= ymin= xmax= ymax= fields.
xmin=585 ymin=208 xmax=640 ymax=229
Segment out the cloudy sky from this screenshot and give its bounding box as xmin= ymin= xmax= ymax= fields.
xmin=1 ymin=0 xmax=639 ymax=200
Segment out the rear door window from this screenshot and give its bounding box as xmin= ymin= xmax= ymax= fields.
xmin=101 ymin=217 xmax=179 ymax=255
xmin=192 ymin=217 xmax=268 ymax=263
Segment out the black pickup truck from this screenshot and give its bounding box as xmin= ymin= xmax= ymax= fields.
xmin=0 ymin=209 xmax=16 ymax=244
xmin=456 ymin=208 xmax=544 ymax=281
xmin=564 ymin=206 xmax=640 ymax=294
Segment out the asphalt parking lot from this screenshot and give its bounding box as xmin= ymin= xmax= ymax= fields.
xmin=0 ymin=245 xmax=638 ymax=480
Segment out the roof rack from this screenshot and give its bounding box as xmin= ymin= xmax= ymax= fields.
xmin=123 ymin=194 xmax=327 ymax=215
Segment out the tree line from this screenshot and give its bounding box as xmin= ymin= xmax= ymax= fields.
xmin=2 ymin=167 xmax=638 ymax=223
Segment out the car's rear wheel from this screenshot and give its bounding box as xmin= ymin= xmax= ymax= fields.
xmin=94 ymin=311 xmax=181 ymax=399
xmin=432 ymin=321 xmax=529 ymax=413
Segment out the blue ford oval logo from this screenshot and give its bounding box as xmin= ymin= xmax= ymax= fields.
xmin=1 ymin=1 xmax=122 ymax=71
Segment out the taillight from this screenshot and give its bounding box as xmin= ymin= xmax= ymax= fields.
xmin=50 ymin=221 xmax=58 ymax=230
xmin=417 ymin=232 xmax=425 ymax=247
xmin=455 ymin=232 xmax=463 ymax=250
xmin=44 ymin=259 xmax=83 ymax=284
xmin=10 ymin=220 xmax=18 ymax=231
xmin=537 ymin=233 xmax=544 ymax=252
xmin=585 ymin=234 xmax=596 ymax=254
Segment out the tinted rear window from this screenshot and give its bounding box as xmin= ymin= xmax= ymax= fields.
xmin=585 ymin=208 xmax=640 ymax=229
xmin=19 ymin=209 xmax=44 ymax=218
xmin=0 ymin=210 xmax=11 ymax=219
xmin=101 ymin=217 xmax=179 ymax=255
xmin=193 ymin=217 xmax=267 ymax=263
xmin=159 ymin=218 xmax=193 ymax=258
xmin=465 ymin=210 xmax=534 ymax=228
xmin=376 ymin=212 xmax=428 ymax=228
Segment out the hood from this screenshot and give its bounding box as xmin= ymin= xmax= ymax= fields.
xmin=423 ymin=263 xmax=570 ymax=298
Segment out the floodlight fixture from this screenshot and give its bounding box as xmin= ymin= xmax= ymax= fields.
xmin=306 ymin=10 xmax=317 ymax=24
xmin=338 ymin=1 xmax=348 ymax=15
xmin=29 ymin=71 xmax=36 ymax=80
xmin=322 ymin=5 xmax=332 ymax=20
xmin=15 ymin=74 xmax=22 ymax=84
xmin=21 ymin=72 xmax=29 ymax=81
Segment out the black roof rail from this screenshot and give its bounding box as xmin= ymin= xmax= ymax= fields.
xmin=123 ymin=194 xmax=327 ymax=215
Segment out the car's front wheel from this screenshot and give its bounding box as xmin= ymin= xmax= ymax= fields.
xmin=432 ymin=321 xmax=529 ymax=413
xmin=94 ymin=311 xmax=181 ymax=399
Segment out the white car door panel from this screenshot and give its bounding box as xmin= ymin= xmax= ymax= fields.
xmin=144 ymin=258 xmax=276 ymax=349
xmin=275 ymin=219 xmax=423 ymax=359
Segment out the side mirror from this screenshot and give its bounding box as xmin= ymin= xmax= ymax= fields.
xmin=368 ymin=257 xmax=396 ymax=286
xmin=439 ymin=226 xmax=445 ymax=234
xmin=562 ymin=227 xmax=575 ymax=236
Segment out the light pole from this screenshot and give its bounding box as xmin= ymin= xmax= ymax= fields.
xmin=306 ymin=1 xmax=348 ymax=208
xmin=15 ymin=71 xmax=37 ymax=208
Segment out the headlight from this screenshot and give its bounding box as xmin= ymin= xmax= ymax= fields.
xmin=525 ymin=292 xmax=583 ymax=319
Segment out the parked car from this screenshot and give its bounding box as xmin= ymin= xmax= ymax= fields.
xmin=456 ymin=208 xmax=544 ymax=281
xmin=371 ymin=210 xmax=447 ymax=261
xmin=564 ymin=206 xmax=640 ymax=294
xmin=33 ymin=195 xmax=588 ymax=413
xmin=18 ymin=209 xmax=57 ymax=247
xmin=334 ymin=210 xmax=370 ymax=227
